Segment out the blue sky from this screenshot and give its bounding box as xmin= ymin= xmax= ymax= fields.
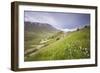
xmin=24 ymin=11 xmax=90 ymax=31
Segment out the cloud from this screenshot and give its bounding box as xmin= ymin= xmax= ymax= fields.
xmin=57 ymin=28 xmax=77 ymax=32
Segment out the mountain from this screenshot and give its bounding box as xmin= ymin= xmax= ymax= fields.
xmin=24 ymin=22 xmax=60 ymax=46
xmin=24 ymin=22 xmax=59 ymax=33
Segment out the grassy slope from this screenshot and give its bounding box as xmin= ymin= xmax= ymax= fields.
xmin=24 ymin=30 xmax=60 ymax=50
xmin=25 ymin=27 xmax=90 ymax=61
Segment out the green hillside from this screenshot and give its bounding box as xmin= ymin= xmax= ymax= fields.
xmin=24 ymin=22 xmax=59 ymax=50
xmin=25 ymin=27 xmax=90 ymax=61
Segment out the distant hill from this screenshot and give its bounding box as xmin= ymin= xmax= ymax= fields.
xmin=24 ymin=22 xmax=59 ymax=33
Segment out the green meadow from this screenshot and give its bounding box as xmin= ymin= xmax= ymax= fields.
xmin=24 ymin=27 xmax=90 ymax=61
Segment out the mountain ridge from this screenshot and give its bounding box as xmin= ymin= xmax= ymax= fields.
xmin=24 ymin=21 xmax=59 ymax=33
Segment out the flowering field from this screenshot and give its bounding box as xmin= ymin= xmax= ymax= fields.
xmin=25 ymin=27 xmax=90 ymax=61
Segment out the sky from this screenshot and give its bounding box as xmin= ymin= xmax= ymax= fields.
xmin=24 ymin=11 xmax=90 ymax=32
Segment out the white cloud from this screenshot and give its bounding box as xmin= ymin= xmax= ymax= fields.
xmin=58 ymin=28 xmax=77 ymax=32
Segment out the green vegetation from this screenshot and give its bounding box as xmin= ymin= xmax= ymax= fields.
xmin=24 ymin=27 xmax=90 ymax=61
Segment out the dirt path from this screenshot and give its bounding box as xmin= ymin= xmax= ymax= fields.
xmin=25 ymin=44 xmax=45 ymax=56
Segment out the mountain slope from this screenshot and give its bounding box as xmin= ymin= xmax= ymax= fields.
xmin=25 ymin=27 xmax=90 ymax=61
xmin=24 ymin=22 xmax=59 ymax=33
xmin=24 ymin=22 xmax=60 ymax=50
